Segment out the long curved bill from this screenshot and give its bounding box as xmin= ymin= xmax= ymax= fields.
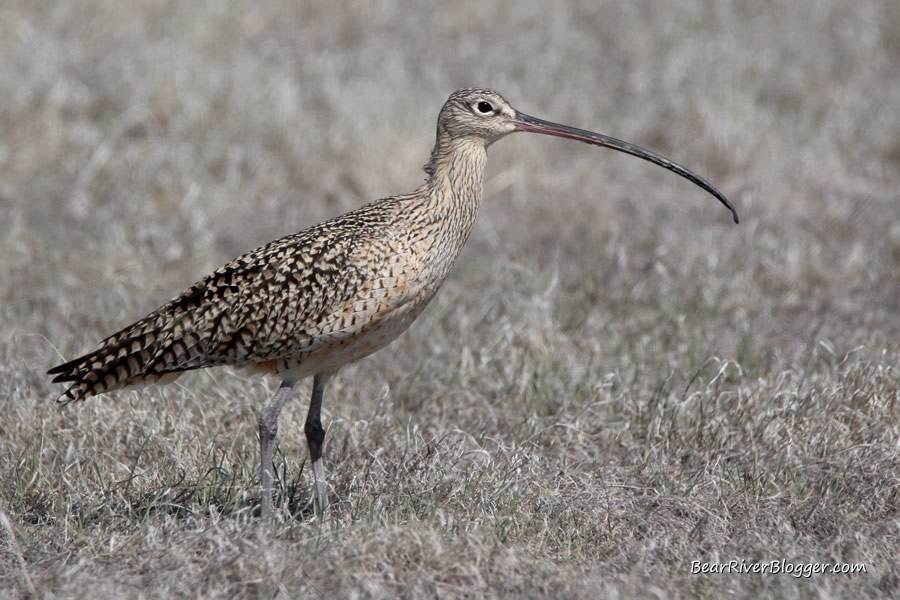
xmin=513 ymin=111 xmax=739 ymax=224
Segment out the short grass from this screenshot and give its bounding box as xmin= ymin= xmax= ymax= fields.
xmin=2 ymin=1 xmax=899 ymax=598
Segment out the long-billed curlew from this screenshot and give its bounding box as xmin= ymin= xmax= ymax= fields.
xmin=48 ymin=88 xmax=738 ymax=517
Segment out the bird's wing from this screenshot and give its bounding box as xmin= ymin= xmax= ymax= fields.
xmin=48 ymin=201 xmax=412 ymax=402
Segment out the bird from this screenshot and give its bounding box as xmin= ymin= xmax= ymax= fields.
xmin=48 ymin=88 xmax=738 ymax=518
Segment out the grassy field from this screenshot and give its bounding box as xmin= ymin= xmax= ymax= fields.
xmin=2 ymin=1 xmax=899 ymax=597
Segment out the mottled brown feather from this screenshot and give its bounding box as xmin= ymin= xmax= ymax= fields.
xmin=48 ymin=90 xmax=495 ymax=403
xmin=53 ymin=89 xmax=641 ymax=403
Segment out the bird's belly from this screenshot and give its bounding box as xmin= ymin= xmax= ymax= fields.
xmin=261 ymin=288 xmax=437 ymax=380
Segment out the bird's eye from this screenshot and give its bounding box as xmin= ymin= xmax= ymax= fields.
xmin=476 ymin=100 xmax=494 ymax=114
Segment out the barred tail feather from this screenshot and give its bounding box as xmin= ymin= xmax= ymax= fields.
xmin=48 ymin=332 xmax=187 ymax=403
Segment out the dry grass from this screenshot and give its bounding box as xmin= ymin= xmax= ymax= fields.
xmin=2 ymin=1 xmax=899 ymax=597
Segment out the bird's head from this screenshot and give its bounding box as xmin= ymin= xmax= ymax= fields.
xmin=432 ymin=87 xmax=739 ymax=224
xmin=436 ymin=88 xmax=519 ymax=146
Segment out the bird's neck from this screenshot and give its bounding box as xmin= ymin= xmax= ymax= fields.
xmin=390 ymin=133 xmax=487 ymax=286
xmin=424 ymin=133 xmax=487 ymax=235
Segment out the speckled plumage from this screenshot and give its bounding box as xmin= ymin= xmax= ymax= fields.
xmin=49 ymin=88 xmax=735 ymax=516
xmin=49 ymin=91 xmax=498 ymax=402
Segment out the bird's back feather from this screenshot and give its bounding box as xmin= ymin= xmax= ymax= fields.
xmin=48 ymin=197 xmax=417 ymax=402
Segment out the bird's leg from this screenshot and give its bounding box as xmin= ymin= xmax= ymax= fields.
xmin=305 ymin=372 xmax=331 ymax=516
xmin=258 ymin=380 xmax=295 ymax=518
